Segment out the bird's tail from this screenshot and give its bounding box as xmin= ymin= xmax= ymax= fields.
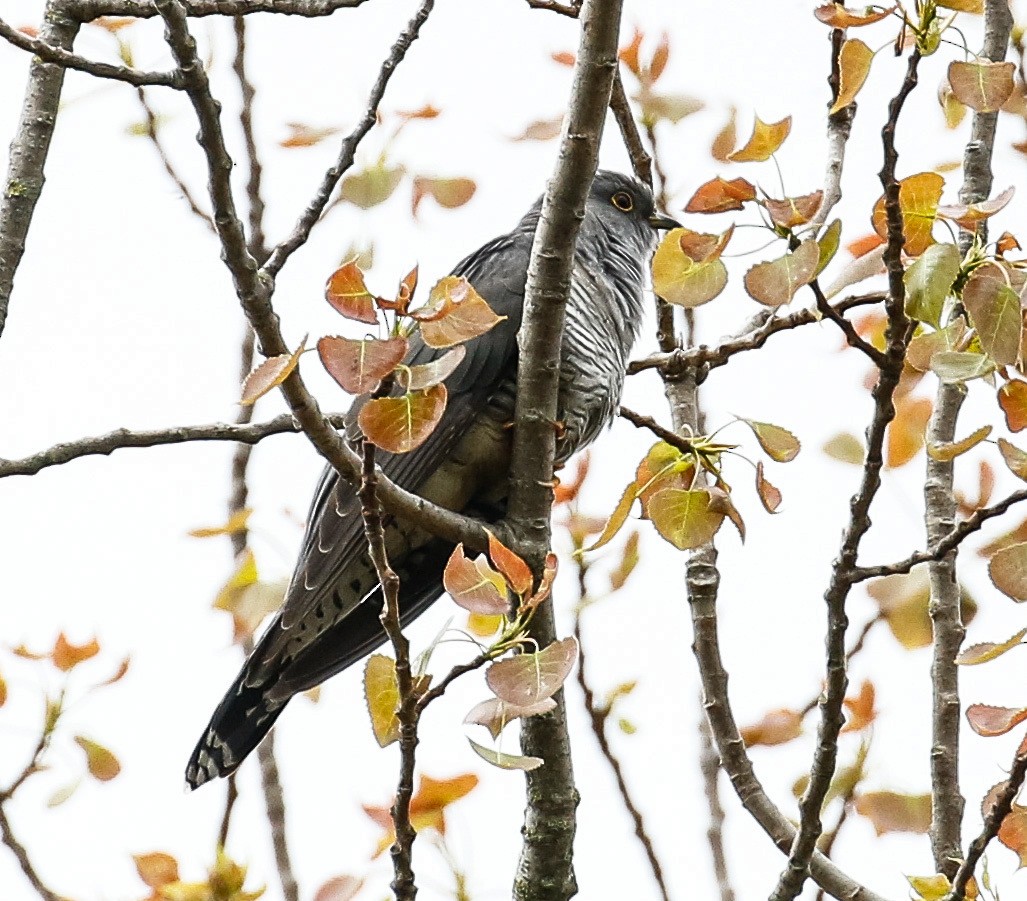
xmin=185 ymin=662 xmax=285 ymax=790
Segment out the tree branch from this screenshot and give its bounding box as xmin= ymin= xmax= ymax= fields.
xmin=924 ymin=0 xmax=1013 ymax=878
xmin=508 ymin=0 xmax=625 ymax=895
xmin=0 ymin=413 xmax=348 ymax=479
xmin=812 ymin=27 xmax=856 ymax=231
xmin=626 ymin=293 xmax=885 ymax=377
xmin=66 ymin=0 xmax=368 ymax=21
xmin=0 ymin=805 xmax=61 ymax=901
xmin=699 ymin=715 xmax=735 ymax=901
xmin=0 ymin=0 xmax=80 ymax=342
xmin=0 ymin=14 xmax=182 ymax=86
xmin=770 ymin=46 xmax=922 ymax=901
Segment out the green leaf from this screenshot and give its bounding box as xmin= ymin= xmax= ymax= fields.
xmin=647 ymin=488 xmax=725 ymax=549
xmin=903 ymin=243 xmax=959 ymax=328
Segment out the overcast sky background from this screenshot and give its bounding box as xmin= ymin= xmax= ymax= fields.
xmin=4 ymin=1 xmax=1027 ymax=899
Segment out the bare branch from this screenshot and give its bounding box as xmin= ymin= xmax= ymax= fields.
xmin=0 ymin=15 xmax=181 ymax=86
xmin=927 ymin=0 xmax=1014 ymax=876
xmin=262 ymin=0 xmax=436 ymax=278
xmin=947 ymin=743 xmax=1027 ymax=901
xmin=626 ymin=293 xmax=885 ymax=377
xmin=0 ymin=806 xmax=61 ymax=901
xmin=359 ymin=437 xmax=417 ymax=900
xmin=135 ymin=86 xmax=214 ymax=227
xmin=67 ymin=0 xmax=369 ymax=21
xmin=256 ymin=731 xmax=300 ymax=901
xmin=609 ymin=72 xmax=652 ymax=187
xmin=699 ymin=716 xmax=735 ymax=901
xmin=770 ymin=47 xmax=922 ymax=901
xmin=810 ymin=280 xmax=884 ymax=366
xmin=0 ymin=2 xmax=80 ymax=341
xmin=0 ymin=412 xmax=348 ymax=479
xmin=232 ymin=16 xmax=269 ymax=263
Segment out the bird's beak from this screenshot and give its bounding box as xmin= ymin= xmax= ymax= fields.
xmin=648 ymin=213 xmax=681 ymax=231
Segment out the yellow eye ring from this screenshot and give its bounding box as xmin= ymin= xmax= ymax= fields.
xmin=611 ymin=191 xmax=634 ymax=212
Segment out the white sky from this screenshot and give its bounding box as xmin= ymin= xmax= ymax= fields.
xmin=4 ymin=1 xmax=1027 ymax=899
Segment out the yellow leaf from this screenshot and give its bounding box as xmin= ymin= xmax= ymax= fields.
xmin=728 ymin=115 xmax=792 ymax=162
xmin=648 ymin=487 xmax=725 ymax=549
xmin=188 ymin=509 xmax=253 ymax=539
xmin=926 ymin=425 xmax=991 ymax=461
xmin=871 ymin=172 xmax=944 ymax=257
xmin=831 ymin=39 xmax=874 ymax=114
xmin=364 ymin=655 xmax=400 ymax=747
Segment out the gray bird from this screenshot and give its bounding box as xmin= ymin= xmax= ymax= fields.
xmin=186 ymin=170 xmax=677 ymax=789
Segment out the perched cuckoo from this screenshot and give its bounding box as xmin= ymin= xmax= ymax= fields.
xmin=186 ymin=170 xmax=677 ymax=788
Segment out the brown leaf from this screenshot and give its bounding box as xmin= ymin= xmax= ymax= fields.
xmin=512 ymin=117 xmax=563 ymax=142
xmin=240 ymin=337 xmax=307 ymax=405
xmin=764 ymin=191 xmax=825 ymax=229
xmin=414 ymin=276 xmax=506 ymax=348
xmin=755 ymin=461 xmax=782 ymax=513
xmin=324 ymin=260 xmax=379 ymax=325
xmin=710 ymin=107 xmax=737 ymax=161
xmin=999 ymin=380 xmax=1027 ymax=432
xmin=966 ymin=703 xmax=1027 ymax=737
xmin=318 ymin=336 xmax=408 ymax=395
xmin=312 ymin=876 xmax=364 ymax=901
xmin=989 ymin=542 xmax=1027 ymax=601
xmin=685 ymin=177 xmax=757 ymax=214
xmin=814 ymin=3 xmax=897 ymax=27
xmin=728 ymin=115 xmax=792 ymax=162
xmin=411 ymin=176 xmax=476 ymax=217
xmin=486 ymin=637 xmax=578 ymax=706
xmin=358 ymin=385 xmax=447 ymax=454
xmin=279 ymin=122 xmax=340 ymax=148
xmin=134 ymin=852 xmax=180 ymax=889
xmin=74 ymin=735 xmax=120 ymax=781
xmin=744 ymin=239 xmax=820 ymax=307
xmin=442 ymin=544 xmax=509 ymax=615
xmin=948 ymin=60 xmax=1016 ymax=113
xmin=854 ymin=791 xmax=932 ymax=835
xmin=740 ymin=708 xmax=803 ymax=747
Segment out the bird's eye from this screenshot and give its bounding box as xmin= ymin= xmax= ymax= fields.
xmin=611 ymin=191 xmax=634 ymax=212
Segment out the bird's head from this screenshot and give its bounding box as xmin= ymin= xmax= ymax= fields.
xmin=586 ymin=170 xmax=680 ymax=255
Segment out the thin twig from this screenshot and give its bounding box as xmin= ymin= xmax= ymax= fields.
xmin=0 ymin=15 xmax=182 ymax=87
xmin=135 ymin=86 xmax=214 ymax=227
xmin=0 ymin=412 xmax=349 ymax=479
xmin=770 ymin=46 xmax=922 ymax=901
xmin=626 ymin=293 xmax=885 ymax=376
xmin=232 ymin=15 xmax=268 ymax=262
xmin=262 ymin=0 xmax=436 ymax=278
xmin=618 ymin=406 xmax=697 ymax=455
xmin=609 ymin=71 xmax=652 ymax=187
xmin=854 ymin=487 xmax=1027 ymax=581
xmin=358 ymin=437 xmax=417 ymax=900
xmin=0 ymin=805 xmax=61 ymax=901
xmin=810 ymin=280 xmax=884 ymax=366
xmin=699 ymin=716 xmax=735 ymax=901
xmin=947 ymin=743 xmax=1027 ymax=901
xmin=573 ymin=566 xmax=671 ymax=901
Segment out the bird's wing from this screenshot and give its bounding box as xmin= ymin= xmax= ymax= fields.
xmin=275 ymin=231 xmax=530 ymax=634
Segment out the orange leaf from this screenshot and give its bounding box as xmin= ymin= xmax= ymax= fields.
xmin=358 ymin=385 xmax=447 ymax=454
xmin=831 ymin=39 xmax=874 ymax=114
xmin=885 ymin=394 xmax=932 ymax=468
xmin=755 ymin=461 xmax=782 ymax=513
xmin=513 ymin=117 xmax=563 ymax=142
xmin=240 ymin=337 xmax=307 ymax=405
xmin=411 ymin=176 xmax=476 ymax=217
xmin=966 ymin=703 xmax=1027 ymax=737
xmin=842 ymin=680 xmax=876 ymax=733
xmin=553 ymin=453 xmax=590 ymax=505
xmin=52 ymin=633 xmax=100 ymax=672
xmin=325 ymin=260 xmax=379 ymax=324
xmin=765 ymin=191 xmax=825 ymax=229
xmin=486 ymin=530 xmax=533 ymax=597
xmin=414 ymin=276 xmax=505 ymax=348
xmin=685 ymin=177 xmax=757 ymax=213
xmin=814 ymin=3 xmax=897 ymax=27
xmin=74 ymin=735 xmax=121 ymax=781
xmin=442 ymin=545 xmax=509 ymax=615
xmin=871 ymin=172 xmax=944 ymax=257
xmin=486 ymin=638 xmax=578 ymax=706
xmin=134 ymin=852 xmax=180 ymax=889
xmin=710 ymin=107 xmax=737 ymax=161
xmin=318 ymin=335 xmax=408 ymax=395
xmin=854 ymin=791 xmax=932 ymax=835
xmin=279 ymin=122 xmax=340 ymax=148
xmin=409 ymin=773 xmax=479 ymax=819
xmin=728 ymin=115 xmax=792 ymax=162
xmin=740 ymin=708 xmax=803 ymax=747
xmin=618 ymin=28 xmax=643 ymax=77
xmin=999 ymin=380 xmax=1027 ymax=432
